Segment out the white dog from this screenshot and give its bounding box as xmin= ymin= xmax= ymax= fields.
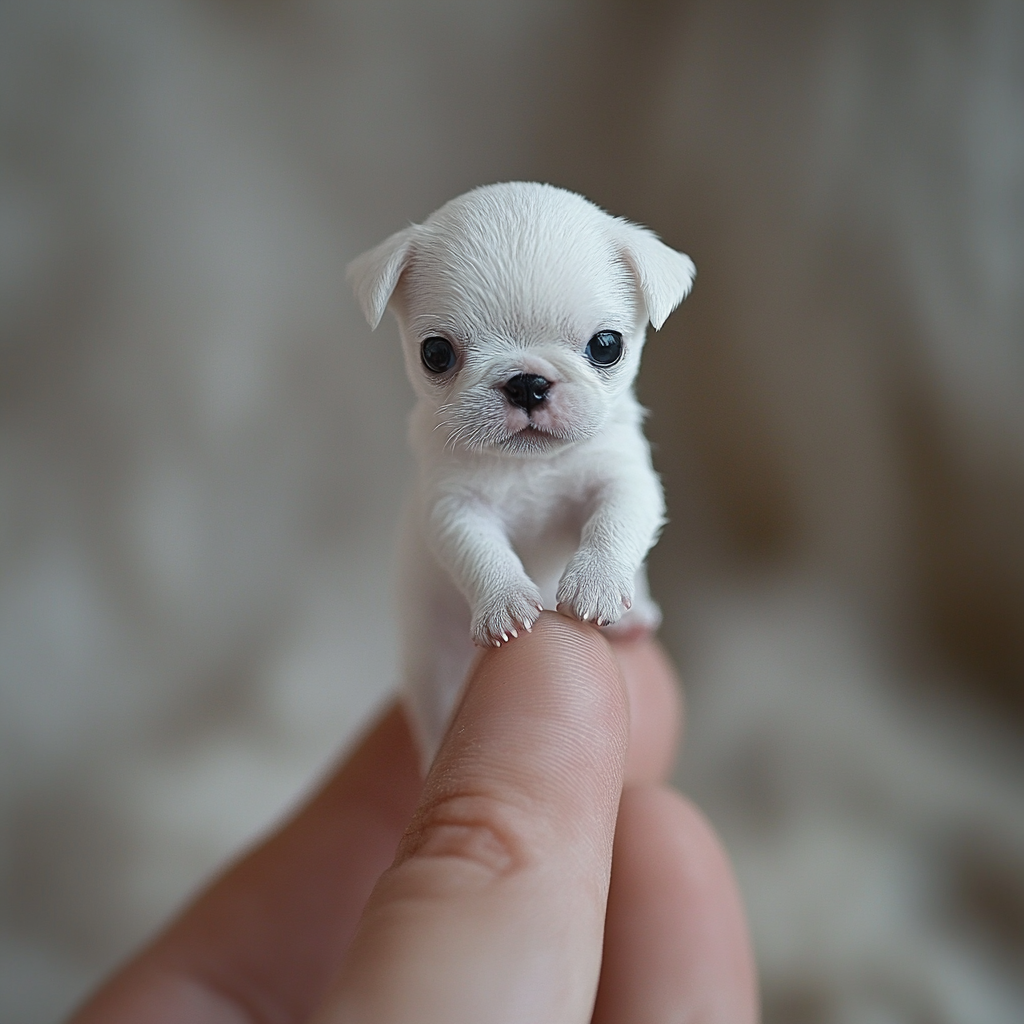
xmin=349 ymin=182 xmax=695 ymax=765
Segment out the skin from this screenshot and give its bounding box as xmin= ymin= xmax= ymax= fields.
xmin=69 ymin=613 xmax=759 ymax=1024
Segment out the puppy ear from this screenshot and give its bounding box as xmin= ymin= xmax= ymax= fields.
xmin=347 ymin=225 xmax=419 ymax=329
xmin=614 ymin=220 xmax=695 ymax=330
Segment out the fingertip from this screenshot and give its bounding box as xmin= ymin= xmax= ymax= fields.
xmin=426 ymin=612 xmax=629 ymax=822
xmin=611 ymin=634 xmax=683 ymax=784
xmin=593 ymin=786 xmax=759 ymax=1024
xmin=321 ymin=614 xmax=631 ymax=1023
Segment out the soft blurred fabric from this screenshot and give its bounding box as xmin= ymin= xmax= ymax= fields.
xmin=1 ymin=2 xmax=1022 ymax=1021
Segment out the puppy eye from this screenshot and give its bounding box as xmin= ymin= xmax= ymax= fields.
xmin=585 ymin=331 xmax=623 ymax=367
xmin=421 ymin=336 xmax=456 ymax=374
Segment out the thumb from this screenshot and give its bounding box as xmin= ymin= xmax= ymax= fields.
xmin=313 ymin=612 xmax=629 ymax=1024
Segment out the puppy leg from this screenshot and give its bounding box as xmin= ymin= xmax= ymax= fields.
xmin=557 ymin=471 xmax=664 ymax=627
xmin=400 ymin=533 xmax=477 ymax=770
xmin=429 ymin=497 xmax=543 ymax=648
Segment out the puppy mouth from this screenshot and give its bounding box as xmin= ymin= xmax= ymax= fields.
xmin=512 ymin=415 xmax=565 ymax=439
xmin=498 ymin=420 xmax=576 ymax=453
xmin=498 ymin=392 xmax=588 ymax=451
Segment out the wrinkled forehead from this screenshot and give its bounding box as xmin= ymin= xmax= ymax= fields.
xmin=402 ymin=205 xmax=636 ymax=338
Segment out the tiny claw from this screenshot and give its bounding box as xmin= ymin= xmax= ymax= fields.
xmin=623 ymin=597 xmax=632 ymax=610
xmin=501 ymin=632 xmax=509 ymax=642
xmin=535 ymin=602 xmax=544 ymax=612
xmin=494 ymin=639 xmax=502 ymax=647
xmin=510 ymin=628 xmax=518 ymax=638
xmin=596 ymin=617 xmax=608 ymax=627
xmin=524 ymin=621 xmax=533 ymax=632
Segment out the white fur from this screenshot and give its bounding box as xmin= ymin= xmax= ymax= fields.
xmin=349 ymin=182 xmax=694 ymax=765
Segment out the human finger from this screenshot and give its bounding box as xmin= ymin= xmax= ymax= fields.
xmin=69 ymin=620 xmax=683 ymax=1024
xmin=592 ymin=785 xmax=759 ymax=1024
xmin=611 ymin=633 xmax=683 ymax=784
xmin=312 ymin=612 xmax=629 ymax=1024
xmin=69 ymin=704 xmax=422 ymax=1024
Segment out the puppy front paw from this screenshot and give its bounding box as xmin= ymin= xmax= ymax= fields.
xmin=556 ymin=551 xmax=634 ymax=627
xmin=471 ymin=581 xmax=544 ymax=648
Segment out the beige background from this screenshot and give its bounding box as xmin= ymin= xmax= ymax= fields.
xmin=1 ymin=2 xmax=1022 ymax=1021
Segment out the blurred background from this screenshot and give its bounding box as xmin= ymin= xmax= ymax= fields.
xmin=1 ymin=1 xmax=1022 ymax=1020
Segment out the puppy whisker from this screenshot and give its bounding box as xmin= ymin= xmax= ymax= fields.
xmin=444 ymin=421 xmax=475 ymax=452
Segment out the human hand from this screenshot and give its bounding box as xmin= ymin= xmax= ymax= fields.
xmin=70 ymin=613 xmax=758 ymax=1023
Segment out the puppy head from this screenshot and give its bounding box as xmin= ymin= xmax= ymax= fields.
xmin=348 ymin=182 xmax=694 ymax=457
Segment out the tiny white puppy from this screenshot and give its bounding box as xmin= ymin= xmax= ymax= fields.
xmin=349 ymin=182 xmax=694 ymax=765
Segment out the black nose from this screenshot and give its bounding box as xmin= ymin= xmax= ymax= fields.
xmin=503 ymin=373 xmax=551 ymax=413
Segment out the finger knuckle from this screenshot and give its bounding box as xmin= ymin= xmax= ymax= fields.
xmin=399 ymin=790 xmax=532 ymax=880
